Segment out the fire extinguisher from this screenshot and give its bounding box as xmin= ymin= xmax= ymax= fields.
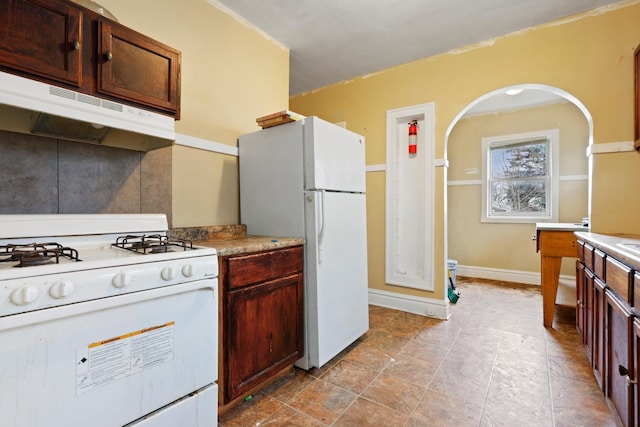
xmin=408 ymin=120 xmax=418 ymax=154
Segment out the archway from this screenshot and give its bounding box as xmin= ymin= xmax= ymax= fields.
xmin=444 ymin=84 xmax=593 ymax=286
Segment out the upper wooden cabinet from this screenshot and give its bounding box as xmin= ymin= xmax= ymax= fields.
xmin=0 ymin=0 xmax=82 ymax=86
xmin=98 ymin=20 xmax=180 ymax=116
xmin=0 ymin=0 xmax=181 ymax=117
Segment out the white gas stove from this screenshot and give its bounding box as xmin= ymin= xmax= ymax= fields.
xmin=0 ymin=214 xmax=219 ymax=427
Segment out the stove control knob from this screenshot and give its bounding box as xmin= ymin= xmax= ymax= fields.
xmin=10 ymin=286 xmax=39 ymax=306
xmin=161 ymin=266 xmax=176 ymax=281
xmin=182 ymin=264 xmax=196 ymax=277
xmin=49 ymin=280 xmax=74 ymax=299
xmin=112 ymin=272 xmax=133 ymax=289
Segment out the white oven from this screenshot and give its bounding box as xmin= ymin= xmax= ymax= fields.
xmin=0 ymin=215 xmax=218 ymax=427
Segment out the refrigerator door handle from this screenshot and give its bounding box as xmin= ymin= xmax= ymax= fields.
xmin=317 ymin=190 xmax=325 ymax=264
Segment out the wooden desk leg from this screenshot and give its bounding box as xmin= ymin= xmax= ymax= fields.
xmin=541 ymin=255 xmax=562 ymax=327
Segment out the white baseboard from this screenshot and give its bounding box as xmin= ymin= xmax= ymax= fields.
xmin=455 ymin=264 xmax=575 ymax=286
xmin=368 ymin=288 xmax=449 ymax=320
xmin=369 ymin=266 xmax=575 ymax=321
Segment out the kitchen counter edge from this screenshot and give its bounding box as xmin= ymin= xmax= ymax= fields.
xmin=195 ymin=236 xmax=304 ymax=257
xmin=574 ymin=231 xmax=640 ymax=270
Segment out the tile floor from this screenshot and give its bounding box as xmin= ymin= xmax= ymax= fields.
xmin=218 ymin=278 xmax=620 ymax=426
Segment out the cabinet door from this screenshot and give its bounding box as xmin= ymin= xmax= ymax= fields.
xmin=98 ymin=20 xmax=180 ymax=115
xmin=0 ymin=0 xmax=82 ymax=85
xmin=576 ymin=261 xmax=586 ymax=340
xmin=594 ymin=278 xmax=606 ymax=390
xmin=225 ymin=274 xmax=303 ymax=402
xmin=605 ymin=290 xmax=635 ymax=427
xmin=585 ymin=268 xmax=595 ymax=365
xmin=634 ymin=318 xmax=640 ymax=427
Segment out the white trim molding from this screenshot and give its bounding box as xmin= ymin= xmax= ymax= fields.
xmin=560 ymin=175 xmax=588 ymax=181
xmin=456 ymin=264 xmax=575 ymax=287
xmin=366 ymin=164 xmax=386 ymax=172
xmin=587 ymin=141 xmax=634 ymax=156
xmin=368 ymin=288 xmax=449 ymax=320
xmin=449 ymin=174 xmax=587 ymax=187
xmin=434 ymin=158 xmax=449 ymax=168
xmin=175 ymin=133 xmax=238 ymax=156
xmin=448 ymin=179 xmax=482 ymax=186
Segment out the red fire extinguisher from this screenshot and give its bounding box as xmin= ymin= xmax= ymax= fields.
xmin=408 ymin=120 xmax=418 ymax=154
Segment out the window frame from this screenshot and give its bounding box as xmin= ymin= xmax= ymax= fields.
xmin=481 ymin=129 xmax=559 ymax=223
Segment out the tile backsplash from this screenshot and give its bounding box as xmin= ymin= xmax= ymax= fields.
xmin=0 ymin=130 xmax=172 ymax=224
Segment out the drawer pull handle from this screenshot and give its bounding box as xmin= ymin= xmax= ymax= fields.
xmin=105 ymin=50 xmax=113 ymax=61
xmin=619 ymin=365 xmax=638 ymax=385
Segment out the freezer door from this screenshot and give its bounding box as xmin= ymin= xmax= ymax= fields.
xmin=301 ymin=190 xmax=369 ymax=369
xmin=303 ymin=117 xmax=366 ymax=193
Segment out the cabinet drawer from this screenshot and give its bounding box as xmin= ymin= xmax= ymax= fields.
xmin=538 ymin=230 xmax=578 ymax=257
xmin=583 ymin=243 xmax=594 ymax=271
xmin=577 ymin=240 xmax=585 ymax=260
xmin=226 ymin=246 xmax=303 ymax=289
xmin=594 ymin=248 xmax=605 ymax=280
xmin=634 ymin=272 xmax=640 ymax=308
xmin=606 ymin=256 xmax=633 ymax=304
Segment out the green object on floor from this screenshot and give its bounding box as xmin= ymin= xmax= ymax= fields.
xmin=447 ymin=269 xmax=460 ymax=303
xmin=244 ymin=394 xmax=252 ymax=401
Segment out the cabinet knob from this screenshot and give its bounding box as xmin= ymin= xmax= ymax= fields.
xmin=72 ymin=39 xmax=80 ymax=51
xmin=105 ymin=50 xmax=113 ymax=61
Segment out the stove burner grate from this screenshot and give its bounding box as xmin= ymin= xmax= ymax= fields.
xmin=0 ymin=243 xmax=82 ymax=267
xmin=112 ymin=234 xmax=193 ymax=254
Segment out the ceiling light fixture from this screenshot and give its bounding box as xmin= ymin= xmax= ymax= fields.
xmin=505 ymin=88 xmax=524 ymax=96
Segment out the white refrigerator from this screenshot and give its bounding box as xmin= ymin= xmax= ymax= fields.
xmin=239 ymin=116 xmax=369 ymax=370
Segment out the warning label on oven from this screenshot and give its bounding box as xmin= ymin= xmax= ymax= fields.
xmin=75 ymin=322 xmax=175 ymax=395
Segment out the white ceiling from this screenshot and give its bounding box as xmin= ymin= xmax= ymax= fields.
xmin=211 ymin=0 xmax=623 ymax=97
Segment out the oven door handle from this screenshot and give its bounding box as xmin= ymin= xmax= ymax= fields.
xmin=0 ymin=279 xmax=217 ymax=331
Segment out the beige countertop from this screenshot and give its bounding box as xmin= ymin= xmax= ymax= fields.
xmin=169 ymin=224 xmax=302 ymax=256
xmin=575 ymin=231 xmax=640 ymax=270
xmin=195 ymin=236 xmax=303 ymax=256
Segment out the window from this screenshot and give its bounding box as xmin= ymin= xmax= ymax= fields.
xmin=481 ymin=129 xmax=559 ymax=223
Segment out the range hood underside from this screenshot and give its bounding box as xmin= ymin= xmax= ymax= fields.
xmin=0 ymin=71 xmax=175 ymax=151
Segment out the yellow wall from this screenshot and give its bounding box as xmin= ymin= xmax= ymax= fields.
xmin=449 ymin=102 xmax=589 ymax=277
xmin=100 ymin=0 xmax=290 ymax=227
xmin=290 ymin=1 xmax=640 ymax=300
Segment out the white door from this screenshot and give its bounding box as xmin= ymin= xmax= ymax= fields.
xmin=303 ymin=117 xmax=366 ymax=193
xmin=301 ymin=190 xmax=369 ymax=369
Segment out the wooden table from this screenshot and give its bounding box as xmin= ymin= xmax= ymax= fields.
xmin=536 ymin=223 xmax=584 ymax=327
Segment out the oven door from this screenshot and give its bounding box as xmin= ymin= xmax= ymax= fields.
xmin=0 ymin=279 xmax=218 ymax=427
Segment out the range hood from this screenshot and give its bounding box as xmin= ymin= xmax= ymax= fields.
xmin=0 ymin=70 xmax=175 ymax=151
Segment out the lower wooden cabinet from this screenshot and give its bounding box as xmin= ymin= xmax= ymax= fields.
xmin=605 ymin=290 xmax=635 ymax=426
xmin=577 ymin=237 xmax=637 ymax=427
xmin=633 ymin=318 xmax=640 ymax=427
xmin=219 ymin=245 xmax=304 ymax=405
